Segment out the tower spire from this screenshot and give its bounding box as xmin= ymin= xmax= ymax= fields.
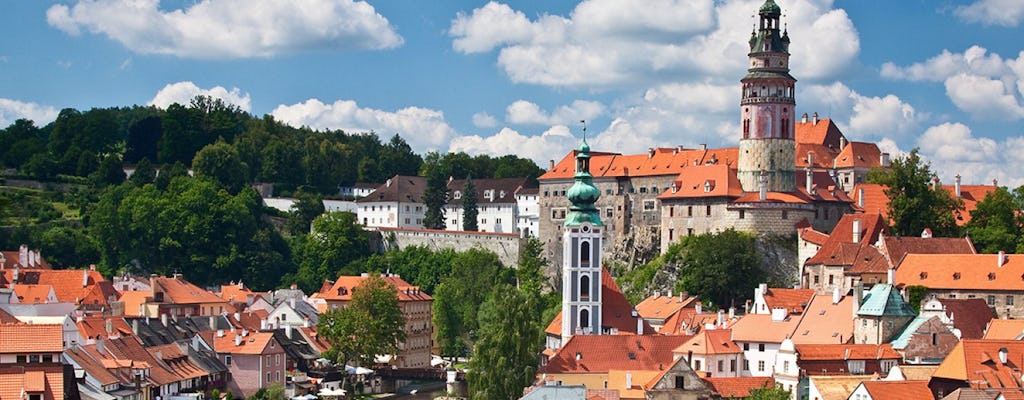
xmin=565 ymin=122 xmax=602 ymax=226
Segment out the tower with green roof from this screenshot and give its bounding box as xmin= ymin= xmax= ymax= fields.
xmin=560 ymin=136 xmax=605 ymax=343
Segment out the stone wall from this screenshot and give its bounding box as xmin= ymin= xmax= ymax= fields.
xmin=738 ymin=138 xmax=796 ymax=192
xmin=659 ymin=199 xmax=814 ymax=251
xmin=374 ymin=227 xmax=522 ymax=267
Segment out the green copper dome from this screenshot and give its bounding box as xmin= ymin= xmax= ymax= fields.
xmin=564 ymin=138 xmax=603 ymax=226
xmin=760 ymin=0 xmax=781 ymax=15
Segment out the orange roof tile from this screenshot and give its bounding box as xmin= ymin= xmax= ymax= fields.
xmin=545 ymin=335 xmax=691 ymax=374
xmin=0 ymin=268 xmax=118 ymax=306
xmin=657 ymin=165 xmax=743 ymax=200
xmin=540 ymin=147 xmax=740 ymax=181
xmin=895 ymin=254 xmax=1024 ymax=291
xmin=851 ymin=183 xmax=997 ymax=226
xmin=809 ymin=375 xmax=878 ymax=400
xmin=795 ymin=118 xmax=844 ymax=149
xmin=0 ymin=366 xmax=62 ymax=400
xmin=155 ymin=276 xmax=227 ymax=304
xmin=834 ymin=142 xmax=883 ymax=169
xmin=763 ymin=288 xmax=815 ymax=314
xmin=635 ymin=293 xmax=698 ymax=322
xmin=732 ymin=190 xmax=812 ymax=204
xmin=299 ymin=327 xmax=331 ymax=353
xmin=673 ymin=329 xmax=741 ymax=355
xmin=0 ymin=308 xmax=18 ymax=324
xmin=212 ymin=331 xmax=277 ymax=355
xmin=860 ymin=380 xmax=932 ymax=400
xmin=23 ymin=370 xmax=45 ymax=392
xmin=846 ymin=246 xmax=889 ymax=276
xmin=0 ymin=324 xmax=63 ymax=353
xmin=933 ymin=340 xmax=1024 ymax=389
xmin=64 ymin=347 xmax=122 ymax=386
xmin=76 ymin=316 xmax=134 ymax=340
xmin=791 ymin=294 xmax=855 ymax=345
xmin=983 ymin=319 xmax=1024 ymax=340
xmin=878 ymin=236 xmax=976 ymax=267
xmin=314 ymin=274 xmax=432 ymax=302
xmin=119 ymin=290 xmax=153 ymax=317
xmin=795 ymin=143 xmax=839 ymax=169
xmin=955 ymin=184 xmax=998 ymax=225
xmin=658 ymin=309 xmax=730 ymax=336
xmin=805 ymin=213 xmax=888 ymax=266
xmin=219 ymin=283 xmax=255 ymax=303
xmin=11 ymin=284 xmax=55 ymax=304
xmin=795 ymin=343 xmax=900 ymax=361
xmin=800 ymin=227 xmax=830 ymax=246
xmin=702 ymin=376 xmax=774 ymax=398
xmin=0 ymin=249 xmax=52 ymax=269
xmin=730 ymin=314 xmax=800 ymax=343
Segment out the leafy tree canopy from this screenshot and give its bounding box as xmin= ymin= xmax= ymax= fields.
xmin=673 ymin=229 xmax=764 ymax=309
xmin=319 ymin=273 xmax=405 ymax=368
xmin=867 ymin=148 xmax=963 ymax=237
xmin=966 ymin=186 xmax=1024 ymax=253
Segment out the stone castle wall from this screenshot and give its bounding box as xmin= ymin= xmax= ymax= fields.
xmin=373 ymin=228 xmax=522 ymax=267
xmin=738 ymin=138 xmax=795 ymax=192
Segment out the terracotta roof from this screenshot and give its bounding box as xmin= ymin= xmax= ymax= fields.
xmin=219 ymin=283 xmax=255 ymax=303
xmin=545 ymin=268 xmax=655 ymax=336
xmin=544 ymin=335 xmax=690 ymax=374
xmin=730 ymin=314 xmax=800 ymax=343
xmin=795 ymin=143 xmax=838 ymax=169
xmin=800 ymin=227 xmax=829 ymax=246
xmin=0 ymin=248 xmax=52 ymax=269
xmin=732 ymin=190 xmax=811 ymax=204
xmin=942 ymin=388 xmax=1024 ymax=400
xmin=147 ymin=343 xmax=208 ymax=380
xmin=804 ymin=213 xmax=888 ymax=266
xmin=701 ymin=376 xmax=774 ymax=398
xmin=657 ymin=165 xmax=743 ymax=200
xmin=356 ymin=175 xmax=427 ymax=203
xmin=658 ymin=309 xmax=731 ymax=336
xmin=808 ymin=374 xmax=877 ymax=400
xmin=635 ymin=293 xmax=698 ymax=322
xmin=64 ymin=347 xmax=121 ymax=386
xmin=0 ymin=366 xmax=63 ymax=400
xmin=0 ymin=268 xmax=118 ymax=306
xmin=447 ymin=177 xmax=530 ymax=205
xmin=894 ymin=365 xmax=937 ymax=381
xmin=212 ymin=331 xmax=277 ymax=355
xmin=154 ymin=276 xmax=225 ymax=304
xmin=119 ymin=290 xmax=152 ymax=317
xmin=795 ymin=118 xmax=844 ymax=149
xmin=673 ymin=329 xmax=741 ymax=355
xmin=850 ymin=182 xmax=997 ymax=226
xmin=859 ymin=380 xmax=932 ymax=400
xmin=763 ymin=288 xmax=815 ymax=315
xmin=795 ymin=343 xmax=901 ymax=361
xmin=954 ymin=184 xmax=998 ymax=225
xmin=983 ymin=319 xmax=1024 ymax=340
xmin=850 ymin=183 xmax=890 ymax=217
xmin=933 ymin=339 xmax=1024 ymax=389
xmin=77 ymin=316 xmax=134 ymax=340
xmin=540 ymin=147 xmax=740 ymax=181
xmin=299 ymin=326 xmax=331 ymax=353
xmin=878 ymin=236 xmax=976 ymax=267
xmin=791 ymin=294 xmax=855 ymax=344
xmin=845 ymin=245 xmax=890 ymax=276
xmin=314 ymin=274 xmax=431 ymax=302
xmin=11 ymin=284 xmax=55 ymax=303
xmin=834 ymin=142 xmax=883 ymax=169
xmin=545 ymin=312 xmax=563 ymax=336
xmin=937 ymin=298 xmax=994 ymax=340
xmin=895 ymin=254 xmax=1024 ymax=291
xmin=0 ymin=324 xmax=63 ymax=353
xmin=102 ymin=336 xmax=181 ymax=386
xmin=0 ymin=308 xmax=18 ymax=324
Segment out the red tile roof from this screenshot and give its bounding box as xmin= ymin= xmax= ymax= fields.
xmin=635 ymin=293 xmax=699 ymax=322
xmin=0 ymin=268 xmax=118 ymax=306
xmin=794 ymin=343 xmax=901 ymax=361
xmin=314 ymin=274 xmax=431 ymax=302
xmin=730 ymin=314 xmax=800 ymax=343
xmin=219 ymin=282 xmax=255 ymax=303
xmin=212 ymin=331 xmax=277 ymax=355
xmin=0 ymin=248 xmax=51 ymax=269
xmin=937 ymin=298 xmax=994 ymax=340
xmin=658 ymin=309 xmax=729 ymax=336
xmin=791 ymin=294 xmax=855 ymax=345
xmin=795 ymin=143 xmax=838 ymax=169
xmin=877 ymin=236 xmax=976 ymax=266
xmin=795 ymin=118 xmax=844 ymax=149
xmin=800 ymin=227 xmax=830 ymax=246
xmin=851 ymin=183 xmax=997 ymax=226
xmin=0 ymin=324 xmax=63 ymax=353
xmin=859 ymin=380 xmax=933 ymax=400
xmin=657 ymin=165 xmax=743 ymax=200
xmin=103 ymin=336 xmax=182 ymax=386
xmin=846 ymin=246 xmax=890 ymax=276
xmin=544 ymin=335 xmax=691 ymax=374
xmin=540 ymin=147 xmax=740 ymax=181
xmin=0 ymin=366 xmax=63 ymax=400
xmin=834 ymin=142 xmax=883 ymax=169
xmin=805 ymin=213 xmax=888 ymax=266
xmin=76 ymin=316 xmax=134 ymax=340
xmin=702 ymin=376 xmax=774 ymax=398
xmin=11 ymin=284 xmax=55 ymax=303
xmin=674 ymin=329 xmax=741 ymax=355
xmin=933 ymin=340 xmax=1024 ymax=389
xmin=64 ymin=347 xmax=122 ymax=386
xmin=154 ymin=276 xmax=226 ymax=304
xmin=983 ymin=320 xmax=1024 ymax=340
xmin=763 ymin=288 xmax=815 ymax=315
xmin=895 ymin=254 xmax=1024 ymax=290
xmin=0 ymin=308 xmax=18 ymax=324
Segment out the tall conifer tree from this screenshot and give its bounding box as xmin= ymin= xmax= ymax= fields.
xmin=462 ymin=176 xmax=478 ymax=231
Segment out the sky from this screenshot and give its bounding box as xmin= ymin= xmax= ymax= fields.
xmin=1 ymin=0 xmax=1023 ymax=186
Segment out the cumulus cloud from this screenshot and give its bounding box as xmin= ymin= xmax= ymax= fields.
xmin=449 ymin=126 xmax=577 ymax=165
xmin=271 ymin=99 xmax=457 ymax=152
xmin=944 ymin=73 xmax=1024 ymax=120
xmin=471 ymin=112 xmax=498 ymax=128
xmin=0 ymin=99 xmax=60 ymax=127
xmin=505 ymin=100 xmax=605 ymax=126
xmin=955 ymin=0 xmax=1024 ymax=27
xmin=913 ymin=123 xmax=1024 ymax=187
xmin=449 ymin=0 xmax=860 ymax=88
xmin=800 ymin=82 xmax=921 ymax=139
xmin=880 ymin=46 xmax=1014 ymax=82
xmin=46 ymin=0 xmax=402 ymax=59
xmin=149 ymin=81 xmax=252 ymax=112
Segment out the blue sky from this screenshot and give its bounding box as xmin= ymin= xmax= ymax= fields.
xmin=1 ymin=0 xmax=1023 ymax=186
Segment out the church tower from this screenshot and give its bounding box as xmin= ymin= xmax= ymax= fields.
xmin=738 ymin=0 xmax=796 ymax=193
xmin=560 ymin=136 xmax=604 ymax=344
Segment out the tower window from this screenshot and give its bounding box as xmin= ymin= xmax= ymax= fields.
xmin=581 ymin=241 xmax=591 ymax=267
xmin=580 ymin=275 xmax=590 ymax=299
xmin=580 ymin=309 xmax=590 ymax=329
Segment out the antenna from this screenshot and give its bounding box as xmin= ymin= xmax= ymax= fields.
xmin=580 ymin=120 xmax=587 ymax=141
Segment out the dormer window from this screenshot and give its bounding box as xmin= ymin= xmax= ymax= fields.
xmin=453 ymin=191 xmax=462 ymax=200
xmin=919 ymin=272 xmax=928 ymax=279
xmin=989 ymin=273 xmax=997 ymax=281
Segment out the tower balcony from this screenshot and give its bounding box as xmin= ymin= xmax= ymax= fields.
xmin=741 ymin=96 xmax=795 ymax=105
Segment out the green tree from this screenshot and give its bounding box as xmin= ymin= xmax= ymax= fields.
xmin=291 ymin=211 xmax=371 ymax=291
xmin=966 ymin=186 xmax=1024 ymax=253
xmin=125 ymin=115 xmax=163 ymax=164
xmin=319 ymin=273 xmax=406 ymax=368
xmin=674 ymin=229 xmax=763 ymax=308
xmin=467 ymin=284 xmax=544 ymax=400
xmin=379 ymin=134 xmax=422 ymax=177
xmin=248 ymin=383 xmax=286 ymax=400
xmin=433 ymin=249 xmax=509 ymax=358
xmin=462 ymin=176 xmax=478 ymax=231
xmin=129 ymin=158 xmax=157 ymax=187
xmin=192 ymin=141 xmax=249 ymax=193
xmin=90 ymin=154 xmax=126 ymax=187
xmin=0 ymin=119 xmax=46 ymax=169
xmin=154 ymin=161 xmax=188 ymax=191
xmin=746 ymin=384 xmax=791 ymax=400
xmin=286 ymin=189 xmax=325 ymax=235
xmin=38 ymin=226 xmax=101 ymax=270
xmin=422 ymin=162 xmax=448 ymax=229
xmin=357 ymin=246 xmax=455 ymax=294
xmin=868 ymin=149 xmax=962 ymax=237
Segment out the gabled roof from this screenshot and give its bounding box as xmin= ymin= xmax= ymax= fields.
xmin=795 ymin=118 xmax=844 ymax=149
xmin=877 ymin=236 xmax=977 ymax=267
xmin=299 ymin=327 xmax=331 ymax=354
xmin=795 ymin=343 xmax=901 ymax=361
xmin=795 ymin=143 xmax=838 ymax=169
xmin=983 ymin=319 xmax=1024 ymax=340
xmin=212 ymin=331 xmax=277 ymax=355
xmin=763 ymin=288 xmax=815 ymax=315
xmin=153 ymin=276 xmax=226 ymax=305
xmin=673 ymin=329 xmax=741 ymax=355
xmin=313 ymin=274 xmax=431 ymax=302
xmin=805 ymin=213 xmax=888 ymax=266
xmin=219 ymin=282 xmax=255 ymax=303
xmin=857 ymin=284 xmax=916 ymax=317
xmin=0 ymin=366 xmax=63 ymax=400
xmin=890 ymin=315 xmax=949 ymax=351
xmin=104 ymin=336 xmax=182 ymax=386
xmin=657 ymin=309 xmax=730 ymax=336
xmin=64 ymin=347 xmax=122 ymax=386
xmin=356 ymin=175 xmax=427 ymax=203
xmin=656 ymin=165 xmax=743 ymax=200
xmin=540 ymin=147 xmax=739 ymax=181
xmin=791 ymin=293 xmax=855 ymax=344
xmin=0 ymin=323 xmax=63 ymax=353
xmin=891 ymin=365 xmax=937 ymax=381
xmin=635 ymin=293 xmax=698 ymax=322
xmin=77 ymin=316 xmax=134 ymax=340
xmin=933 ymin=339 xmax=1024 ymax=389
xmin=895 ymin=254 xmax=1024 ymax=291
xmin=119 ymin=290 xmax=153 ymax=317
xmin=937 ymin=298 xmax=994 ymax=340
xmin=11 ymin=284 xmax=56 ymax=304
xmin=834 ymin=142 xmax=883 ymax=169
xmin=0 ymin=268 xmax=118 ymax=306
xmin=954 ymin=184 xmax=998 ymax=225
xmin=808 ymin=374 xmax=878 ymax=400
xmin=846 ymin=245 xmax=889 ymax=276
xmin=544 ymin=335 xmax=690 ymax=374
xmin=730 ymin=314 xmax=800 ymax=343
xmin=701 ymin=376 xmax=774 ymax=398
xmin=147 ymin=343 xmax=208 ymax=381
xmin=859 ymin=380 xmax=933 ymax=400
xmin=850 ymin=182 xmax=998 ymax=226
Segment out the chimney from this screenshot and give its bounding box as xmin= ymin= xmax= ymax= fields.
xmin=105 ymin=319 xmax=113 ymax=336
xmin=717 ymin=309 xmax=725 ymax=327
xmin=173 ymin=273 xmax=183 ymax=281
xmin=549 ymin=160 xmax=555 ymax=170
xmin=233 ymin=312 xmax=240 ymax=322
xmin=771 ymin=307 xmax=788 ymax=322
xmin=89 ymin=264 xmax=96 ymax=271
xmin=839 ymin=136 xmax=847 ymax=150
xmin=832 ymin=287 xmax=841 ymax=305
xmin=132 ymin=319 xmax=139 ymax=335
xmin=648 ymin=148 xmax=655 ymax=158
xmin=149 ymin=274 xmax=159 ymax=294
xmin=700 ymin=144 xmax=707 ymax=151
xmin=994 ymin=178 xmax=999 ymax=187
xmin=852 ymin=219 xmax=861 ymax=244
xmin=19 ymin=245 xmax=28 ymax=267
xmin=1000 ymin=348 xmax=1009 ymax=364
xmin=304 ymin=317 xmax=311 ymax=328
xmin=290 ymin=297 xmax=296 ymax=309
xmin=955 ymin=174 xmax=962 ymax=198
xmin=759 ymin=170 xmax=768 ymax=201
xmin=998 ymin=251 xmax=1007 ymax=267
xmin=160 ymin=313 xmax=168 ymax=327
xmin=921 ymin=228 xmax=932 ymax=238
xmin=636 ymin=312 xmax=643 ymax=335
xmin=812 ymin=112 xmax=819 ymax=125
xmin=728 ymin=307 xmax=736 ymax=320
xmin=286 ymin=324 xmax=293 ymax=339
xmin=261 ymin=319 xmax=268 ymax=330
xmin=801 ymin=112 xmax=808 ymax=123
xmin=234 ymin=334 xmax=242 ymax=346
xmin=880 ymin=152 xmax=890 ymax=167
xmin=290 ymin=283 xmax=297 ymax=290
xmin=695 ymin=303 xmax=702 ymax=315
xmin=12 ymin=267 xmax=17 ymax=284
xmin=886 ymin=268 xmax=895 ymax=285
xmin=625 ymin=372 xmax=633 ymax=388
xmin=95 ymin=337 xmax=104 ymax=354
xmin=209 ymin=316 xmax=217 ymax=331
xmin=805 ymin=168 xmax=813 ymax=193
xmin=857 ymin=188 xmax=865 ymax=208
xmin=853 ymin=281 xmax=864 ymax=314
xmin=217 ymin=329 xmax=224 ymax=337
xmin=83 ymin=269 xmax=89 ymax=288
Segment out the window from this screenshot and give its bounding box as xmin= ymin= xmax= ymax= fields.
xmin=828 ymin=275 xmax=834 ymax=285
xmin=744 ymin=360 xmax=750 ymax=371
xmin=783 ymin=360 xmax=789 ymax=373
xmin=28 ymin=395 xmax=42 ymax=400
xmin=277 ymin=371 xmax=281 ymax=381
xmin=669 ymin=229 xmax=674 ymax=241
xmin=266 ymin=355 xmax=271 ymax=366
xmin=580 ymin=275 xmax=591 ymax=299
xmin=276 ymin=354 xmax=280 ymax=366
xmin=581 ymin=241 xmax=591 ymax=267
xmin=675 ymin=376 xmax=685 ymax=389
xmin=496 ymin=218 xmax=501 ymax=224
xmin=758 ymin=360 xmax=765 ymax=372
xmin=687 ymin=206 xmax=693 ymax=217
xmin=1008 ymin=295 xmax=1015 ymax=306
xmin=739 ymin=210 xmax=745 ymax=219
xmin=669 ymin=206 xmax=674 ymax=217
xmin=706 ymin=205 xmax=712 ymax=216
xmin=225 ymin=355 xmax=232 ymax=366
xmin=743 ymin=343 xmax=750 ymax=351
xmin=687 ymin=228 xmax=693 ymax=236
xmin=931 ymin=333 xmax=938 ymax=346
xmin=989 ymin=295 xmax=996 ymax=306
xmin=42 ymin=355 xmax=52 ymax=363
xmin=847 ymin=360 xmax=866 ymax=374
xmin=813 ymin=275 xmax=820 ymax=284
xmin=758 ymin=343 xmax=765 ymax=352
xmin=694 ymin=360 xmax=702 ymax=371
xmin=781 ymin=210 xmax=788 ymax=219
xmin=730 ymin=359 xmax=736 ymax=372
xmin=643 ymin=200 xmax=656 ymax=211
xmin=717 ymin=360 xmax=724 ymax=372
xmin=267 ymin=373 xmax=272 ymax=382
xmin=29 ymin=355 xmax=39 ymax=363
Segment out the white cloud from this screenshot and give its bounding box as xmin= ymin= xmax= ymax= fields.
xmin=449 ymin=126 xmax=577 ymax=165
xmin=875 ymin=137 xmax=906 ymax=159
xmin=271 ymin=99 xmax=457 ymax=153
xmin=505 ymin=100 xmax=605 ymax=126
xmin=449 ymin=0 xmax=860 ymax=88
xmin=880 ymin=46 xmax=1014 ymax=82
xmin=471 ymin=112 xmax=498 ymax=128
xmin=944 ymin=73 xmax=1024 ymax=120
xmin=149 ymin=81 xmax=252 ymax=112
xmin=0 ymin=99 xmax=59 ymax=127
xmin=914 ymin=123 xmax=1024 ymax=187
xmin=800 ymin=82 xmax=921 ymax=139
xmin=46 ymin=0 xmax=402 ymax=59
xmin=642 ymin=82 xmax=734 ymax=114
xmin=955 ymin=0 xmax=1024 ymax=27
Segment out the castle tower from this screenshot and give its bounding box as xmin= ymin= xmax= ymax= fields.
xmin=560 ymin=137 xmax=604 ymax=344
xmin=738 ymin=0 xmax=796 ymax=193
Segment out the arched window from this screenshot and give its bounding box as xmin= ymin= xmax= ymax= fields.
xmin=580 ymin=275 xmax=591 ymax=299
xmin=580 ymin=241 xmax=591 ymax=267
xmin=580 ymin=309 xmax=590 ymax=329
